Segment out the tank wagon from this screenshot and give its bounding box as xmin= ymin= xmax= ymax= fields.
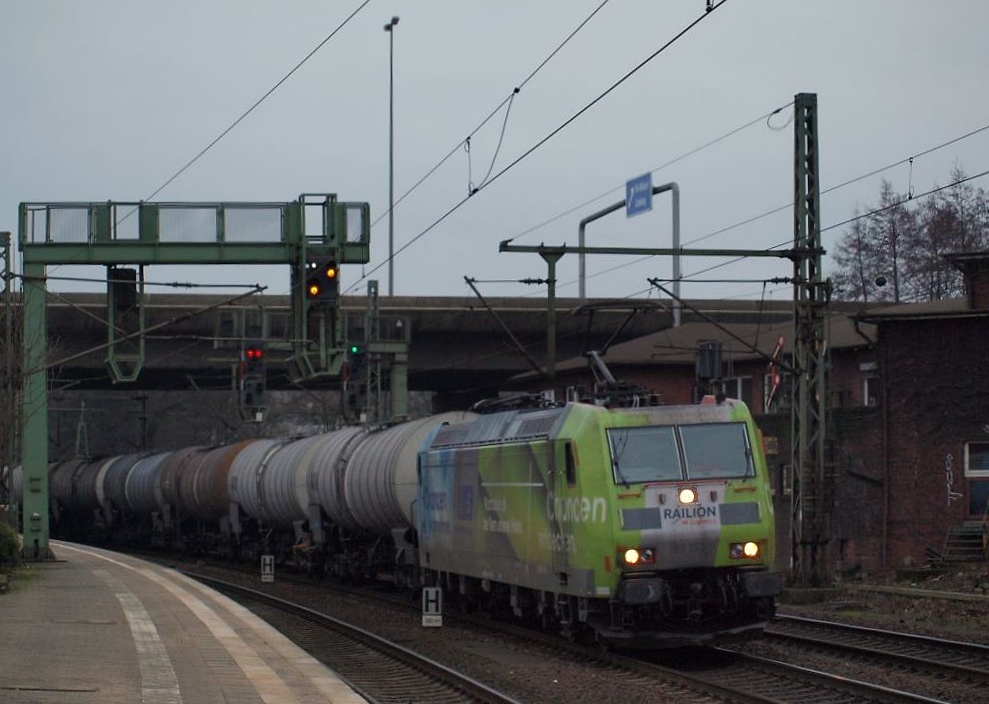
xmin=26 ymin=396 xmax=780 ymax=648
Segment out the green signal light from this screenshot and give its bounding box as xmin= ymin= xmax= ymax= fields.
xmin=350 ymin=345 xmax=360 ymax=354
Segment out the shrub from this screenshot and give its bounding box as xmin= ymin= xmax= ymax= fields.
xmin=0 ymin=521 xmax=20 ymax=568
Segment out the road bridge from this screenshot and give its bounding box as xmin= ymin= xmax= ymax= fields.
xmin=36 ymin=292 xmax=793 ymax=405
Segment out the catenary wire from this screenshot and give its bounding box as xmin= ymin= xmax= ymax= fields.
xmin=141 ymin=1 xmax=372 ymax=204
xmin=505 ymin=102 xmax=793 ymax=244
xmin=351 ymin=0 xmax=733 ymax=292
xmin=681 ymin=166 xmax=989 ymax=293
xmin=39 ymin=2 xmax=372 ymax=285
xmin=537 ymin=127 xmax=989 ymax=300
xmin=820 ymin=167 xmax=989 ymax=234
xmin=512 ymin=116 xmax=989 ymax=303
xmin=370 ymin=0 xmax=614 ymax=229
xmin=683 ymin=120 xmax=989 ymax=248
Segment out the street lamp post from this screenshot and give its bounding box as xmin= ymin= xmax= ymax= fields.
xmin=384 ymin=16 xmax=399 ymax=297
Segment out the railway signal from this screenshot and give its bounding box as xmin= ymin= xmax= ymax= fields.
xmin=241 ymin=342 xmax=267 ymax=421
xmin=344 ymin=342 xmax=367 ymax=417
xmin=244 ymin=344 xmax=265 ymax=374
xmin=305 ymin=256 xmax=339 ymax=301
xmin=348 ymin=342 xmax=367 ymax=373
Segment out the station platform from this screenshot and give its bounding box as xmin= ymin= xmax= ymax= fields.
xmin=0 ymin=541 xmax=369 ymax=703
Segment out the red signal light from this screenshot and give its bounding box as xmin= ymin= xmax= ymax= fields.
xmin=245 ymin=346 xmax=264 ymax=364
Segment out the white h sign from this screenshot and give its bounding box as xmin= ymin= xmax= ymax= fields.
xmin=421 ymin=587 xmax=442 ymax=627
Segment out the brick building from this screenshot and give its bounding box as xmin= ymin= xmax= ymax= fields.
xmin=850 ymin=252 xmax=989 ymax=571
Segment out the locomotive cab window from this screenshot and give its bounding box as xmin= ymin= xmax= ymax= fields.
xmin=564 ymin=441 xmax=577 ymax=486
xmin=607 ymin=426 xmax=682 ymax=484
xmin=680 ymin=422 xmax=753 ymax=479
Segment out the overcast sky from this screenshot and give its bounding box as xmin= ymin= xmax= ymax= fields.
xmin=3 ymin=1 xmax=988 ymax=304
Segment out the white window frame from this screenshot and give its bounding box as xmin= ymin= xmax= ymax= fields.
xmin=860 ymin=361 xmax=880 ymax=407
xmin=965 ymin=442 xmax=989 ymax=478
xmin=722 ymin=375 xmax=752 ymax=406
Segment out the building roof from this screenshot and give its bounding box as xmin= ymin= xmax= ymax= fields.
xmin=855 ymin=297 xmax=989 ymax=322
xmin=554 ymin=311 xmax=878 ymax=371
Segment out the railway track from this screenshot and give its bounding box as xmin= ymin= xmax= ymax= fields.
xmin=181 ymin=561 xmax=973 ymax=704
xmin=465 ymin=613 xmax=956 ymax=704
xmin=188 ymin=571 xmax=528 ymax=704
xmin=676 ymin=649 xmax=954 ymax=704
xmin=763 ymin=614 xmax=989 ymax=687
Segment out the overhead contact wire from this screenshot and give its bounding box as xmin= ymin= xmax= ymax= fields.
xmin=507 ymin=101 xmax=792 ymax=245
xmin=354 ymin=0 xmax=732 ymax=291
xmin=684 ymin=121 xmax=989 ymax=247
xmin=472 ymin=0 xmax=733 ymax=198
xmin=142 ymin=0 xmax=372 ymax=203
xmin=370 ymin=0 xmax=614 ymax=228
xmin=678 ymin=166 xmax=989 ymax=294
xmin=574 ymin=127 xmax=989 ymax=297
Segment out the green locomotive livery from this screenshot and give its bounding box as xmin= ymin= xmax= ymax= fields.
xmin=417 ymin=396 xmax=782 ymax=648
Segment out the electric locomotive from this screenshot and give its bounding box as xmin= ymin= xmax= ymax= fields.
xmin=416 ymin=395 xmax=781 ymax=648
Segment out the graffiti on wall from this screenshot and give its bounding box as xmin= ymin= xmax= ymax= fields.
xmin=945 ymin=453 xmax=962 ymax=506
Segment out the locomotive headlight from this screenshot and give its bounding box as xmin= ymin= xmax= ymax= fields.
xmin=678 ymin=487 xmax=698 ymax=504
xmin=622 ymin=548 xmax=656 ymax=566
xmin=730 ymin=541 xmax=761 ymax=559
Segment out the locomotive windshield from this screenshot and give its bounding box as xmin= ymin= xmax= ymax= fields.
xmin=680 ymin=422 xmax=753 ymax=479
xmin=608 ymin=426 xmax=681 ymax=484
xmin=607 ymin=422 xmax=753 ymax=484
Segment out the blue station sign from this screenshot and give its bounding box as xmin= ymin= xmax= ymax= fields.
xmin=626 ymin=172 xmax=653 ymax=217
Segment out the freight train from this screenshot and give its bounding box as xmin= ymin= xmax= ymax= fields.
xmin=14 ymin=395 xmax=782 ymax=648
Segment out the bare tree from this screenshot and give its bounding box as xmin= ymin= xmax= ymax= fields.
xmin=900 ymin=167 xmax=987 ymax=300
xmin=832 ymin=181 xmax=915 ymax=302
xmin=831 ymin=213 xmax=878 ymax=301
xmin=831 ymin=169 xmax=989 ymax=302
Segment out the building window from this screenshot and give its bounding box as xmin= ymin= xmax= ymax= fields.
xmin=214 ymin=310 xmax=243 ymax=349
xmin=722 ymin=376 xmax=753 ymax=406
xmin=860 ymin=362 xmax=880 ymax=407
xmin=964 ymin=443 xmax=989 ymax=518
xmin=266 ymin=311 xmax=288 ymax=340
xmin=966 ymin=442 xmax=989 ymax=477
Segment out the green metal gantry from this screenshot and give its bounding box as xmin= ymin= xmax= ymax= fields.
xmin=16 ymin=193 xmax=369 ymax=559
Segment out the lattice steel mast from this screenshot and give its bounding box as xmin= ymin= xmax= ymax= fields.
xmin=791 ymin=92 xmax=832 ymax=586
